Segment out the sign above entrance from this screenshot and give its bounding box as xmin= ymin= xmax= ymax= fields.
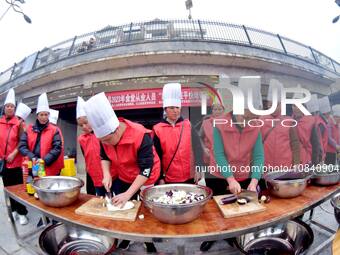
xmin=106 ymin=87 xmax=202 ymax=110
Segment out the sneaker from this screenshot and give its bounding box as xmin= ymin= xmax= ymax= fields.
xmin=117 ymin=240 xmax=130 ymax=250
xmin=200 ymin=241 xmax=215 ymax=252
xmin=12 ymin=211 xmax=19 ymax=221
xmin=18 ymin=215 xmax=28 ymax=225
xmin=144 ymin=242 xmax=157 ymax=253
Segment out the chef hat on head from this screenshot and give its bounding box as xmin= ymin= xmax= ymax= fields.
xmin=36 ymin=93 xmax=50 ymax=114
xmin=318 ymin=96 xmax=331 ymax=114
xmin=238 ymin=76 xmax=262 ymax=110
xmin=162 ymin=83 xmax=182 ymax=108
xmin=332 ymin=105 xmax=340 ymax=117
xmin=4 ymin=88 xmax=16 ymax=106
xmin=267 ymin=79 xmax=283 ymax=102
xmin=305 ymin=94 xmax=319 ymax=113
xmin=15 ymin=102 xmax=31 ymax=120
xmin=84 ymin=92 xmax=119 ymax=138
xmin=76 ymin=96 xmax=86 ymax=119
xmin=49 ymin=109 xmax=59 ymax=125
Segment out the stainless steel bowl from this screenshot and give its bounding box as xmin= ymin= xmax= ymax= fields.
xmin=265 ymin=171 xmax=309 ymax=198
xmin=312 ymin=172 xmax=340 ymax=186
xmin=33 ymin=176 xmax=84 ymax=207
xmin=331 ymin=192 xmax=340 ymax=225
xmin=234 ymin=219 xmax=314 ymax=255
xmin=140 ymin=184 xmax=212 ymax=224
xmin=312 ymin=165 xmax=340 ymax=186
xmin=39 ymin=223 xmax=116 ymax=255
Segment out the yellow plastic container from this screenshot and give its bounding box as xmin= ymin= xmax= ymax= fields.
xmin=60 ymin=158 xmax=76 ymax=176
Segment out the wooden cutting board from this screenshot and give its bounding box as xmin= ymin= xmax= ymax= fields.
xmin=213 ymin=195 xmax=266 ymax=218
xmin=75 ymin=197 xmax=141 ymax=221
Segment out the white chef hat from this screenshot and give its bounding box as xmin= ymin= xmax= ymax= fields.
xmin=162 ymin=83 xmax=182 ymax=108
xmin=84 ymin=92 xmax=119 ymax=138
xmin=36 ymin=93 xmax=50 ymax=114
xmin=15 ymin=102 xmax=31 ymax=120
xmin=76 ymin=96 xmax=86 ymax=119
xmin=267 ymin=79 xmax=283 ymax=102
xmin=4 ymin=88 xmax=16 ymax=106
xmin=49 ymin=109 xmax=59 ymax=125
xmin=332 ymin=105 xmax=340 ymax=117
xmin=238 ymin=76 xmax=263 ymax=110
xmin=305 ymin=94 xmax=319 ymax=113
xmin=318 ymin=96 xmax=331 ymax=114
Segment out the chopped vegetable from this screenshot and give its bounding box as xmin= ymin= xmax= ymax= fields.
xmin=220 ymin=194 xmax=237 ymax=205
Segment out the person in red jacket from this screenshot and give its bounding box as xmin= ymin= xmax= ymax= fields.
xmin=76 ymin=96 xmax=113 ymax=196
xmin=15 ymin=102 xmax=31 ymax=135
xmin=0 ymin=89 xmax=28 ymax=225
xmin=200 ymin=77 xmax=265 ymax=252
xmin=306 ymin=94 xmax=328 ymax=164
xmin=319 ymin=96 xmax=339 ymax=165
xmin=332 ymin=105 xmax=340 ymax=161
xmin=84 ymin=92 xmax=160 ymax=252
xmin=153 ymin=83 xmax=195 ymax=184
xmin=293 ymin=93 xmax=322 ymax=166
xmin=19 ymin=93 xmax=64 ymax=176
xmin=261 ymin=79 xmax=300 ymax=170
xmin=199 ymin=100 xmax=227 ymax=194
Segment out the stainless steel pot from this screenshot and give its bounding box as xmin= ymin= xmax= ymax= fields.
xmin=312 ymin=172 xmax=340 ymax=186
xmin=33 ymin=176 xmax=84 ymax=207
xmin=265 ymin=171 xmax=309 ymax=198
xmin=234 ymin=219 xmax=314 ymax=255
xmin=39 ymin=223 xmax=116 ymax=255
xmin=331 ymin=192 xmax=340 ymax=225
xmin=140 ymin=184 xmax=212 ymax=224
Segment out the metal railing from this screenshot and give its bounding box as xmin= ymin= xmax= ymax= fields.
xmin=1 ymin=19 xmax=339 ymax=87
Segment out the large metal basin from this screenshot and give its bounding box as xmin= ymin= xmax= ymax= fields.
xmin=311 ymin=164 xmax=340 ymax=186
xmin=140 ymin=184 xmax=212 ymax=224
xmin=33 ymin=176 xmax=84 ymax=207
xmin=234 ymin=219 xmax=314 ymax=255
xmin=39 ymin=223 xmax=116 ymax=255
xmin=265 ymin=171 xmax=309 ymax=198
xmin=331 ymin=192 xmax=340 ymax=225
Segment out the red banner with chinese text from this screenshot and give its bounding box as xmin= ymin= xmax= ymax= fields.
xmin=106 ymin=87 xmax=203 ymax=110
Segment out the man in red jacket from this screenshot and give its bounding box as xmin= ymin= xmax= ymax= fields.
xmin=84 ymin=92 xmax=160 ymax=253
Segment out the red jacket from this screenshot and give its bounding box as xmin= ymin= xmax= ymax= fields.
xmin=0 ymin=115 xmax=22 ymax=169
xmin=326 ymin=117 xmax=340 ymax=153
xmin=296 ymin=116 xmax=315 ymax=165
xmin=78 ymin=133 xmax=105 ymax=187
xmin=201 ymin=117 xmax=223 ymax=178
xmin=215 ymin=113 xmax=260 ymax=181
xmin=26 ymin=123 xmax=64 ymax=176
xmin=316 ymin=115 xmax=328 ymax=160
xmin=153 ymin=119 xmax=193 ymax=183
xmin=261 ymin=115 xmax=293 ymax=168
xmin=103 ymin=119 xmax=160 ymax=185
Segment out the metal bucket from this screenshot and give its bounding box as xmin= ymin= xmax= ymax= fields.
xmin=39 ymin=223 xmax=116 ymax=255
xmin=234 ymin=219 xmax=314 ymax=255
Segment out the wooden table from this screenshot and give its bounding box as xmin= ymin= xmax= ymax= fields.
xmin=333 ymin=229 xmax=340 ymax=255
xmin=4 ymin=184 xmax=339 ymax=254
